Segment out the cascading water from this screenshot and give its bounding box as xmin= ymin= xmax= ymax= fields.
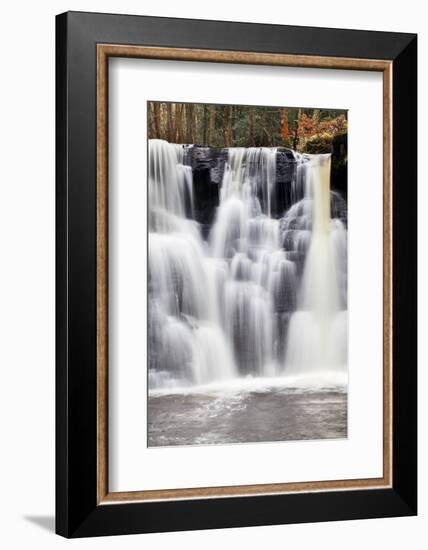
xmin=285 ymin=156 xmax=348 ymax=374
xmin=148 ymin=139 xmax=347 ymax=391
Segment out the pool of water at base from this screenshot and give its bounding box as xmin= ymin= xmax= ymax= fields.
xmin=148 ymin=385 xmax=347 ymax=447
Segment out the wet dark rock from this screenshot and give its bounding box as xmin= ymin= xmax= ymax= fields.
xmin=185 ymin=145 xmax=228 ymax=182
xmin=331 ymin=133 xmax=348 ymax=199
xmin=186 ymin=144 xmax=346 ymax=233
xmin=184 ymin=146 xmax=228 ymax=234
xmin=274 ymin=149 xmax=297 ymax=217
xmin=276 ymin=148 xmax=296 ymax=183
xmin=331 ymin=190 xmax=348 ymax=227
xmin=210 ymin=149 xmax=228 ymax=185
xmin=192 ymin=168 xmax=219 ymax=236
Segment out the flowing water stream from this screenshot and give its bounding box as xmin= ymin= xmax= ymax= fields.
xmin=147 ymin=138 xmax=348 ymax=445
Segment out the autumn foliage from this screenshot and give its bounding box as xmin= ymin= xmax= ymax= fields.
xmin=296 ymin=111 xmax=347 ymax=149
xmin=148 ymin=101 xmax=347 ymax=153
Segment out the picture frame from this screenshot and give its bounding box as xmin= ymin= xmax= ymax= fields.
xmin=56 ymin=10 xmax=417 ymax=538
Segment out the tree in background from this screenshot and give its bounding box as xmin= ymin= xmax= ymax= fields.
xmin=280 ymin=108 xmax=289 ymax=142
xmin=148 ymin=101 xmax=347 ymax=154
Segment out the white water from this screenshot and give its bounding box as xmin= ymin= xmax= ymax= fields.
xmin=285 ymin=156 xmax=348 ymax=373
xmin=148 ymin=139 xmax=347 ymax=391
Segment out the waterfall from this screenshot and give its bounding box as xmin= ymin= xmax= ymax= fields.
xmin=285 ymin=155 xmax=348 ymax=373
xmin=148 ymin=139 xmax=347 ymax=390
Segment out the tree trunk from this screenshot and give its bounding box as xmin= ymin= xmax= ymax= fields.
xmin=292 ymin=108 xmax=301 ymax=150
xmin=186 ymin=104 xmax=194 ymax=143
xmin=202 ymin=105 xmax=208 ymax=144
xmin=223 ymin=106 xmax=233 ymax=147
xmin=231 ymin=106 xmax=237 ymax=144
xmin=166 ymin=103 xmax=174 ymax=142
xmin=151 ymin=102 xmax=161 ymax=139
xmin=148 ymin=102 xmax=156 ymax=139
xmin=159 ymin=103 xmax=167 ymax=140
xmin=280 ymin=108 xmax=289 ymax=144
xmin=248 ymin=109 xmax=256 ymax=146
xmin=175 ymin=104 xmax=183 ymax=142
xmin=312 ymin=109 xmax=320 ymax=124
xmin=207 ymin=105 xmax=216 ymax=145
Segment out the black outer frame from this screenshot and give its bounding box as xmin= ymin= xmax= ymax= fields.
xmin=56 ymin=11 xmax=417 ymax=538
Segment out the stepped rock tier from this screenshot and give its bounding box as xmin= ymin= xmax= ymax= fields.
xmin=148 ymin=139 xmax=348 ymax=391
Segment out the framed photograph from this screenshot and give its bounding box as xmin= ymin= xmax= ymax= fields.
xmin=56 ymin=11 xmax=417 ymax=538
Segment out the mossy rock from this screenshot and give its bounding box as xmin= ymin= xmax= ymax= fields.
xmin=304 ymin=134 xmax=334 ymax=154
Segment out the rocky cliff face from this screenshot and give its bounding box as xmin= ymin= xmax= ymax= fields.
xmin=184 ymin=145 xmax=346 ymax=234
xmin=184 ymin=146 xmax=228 ymax=236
